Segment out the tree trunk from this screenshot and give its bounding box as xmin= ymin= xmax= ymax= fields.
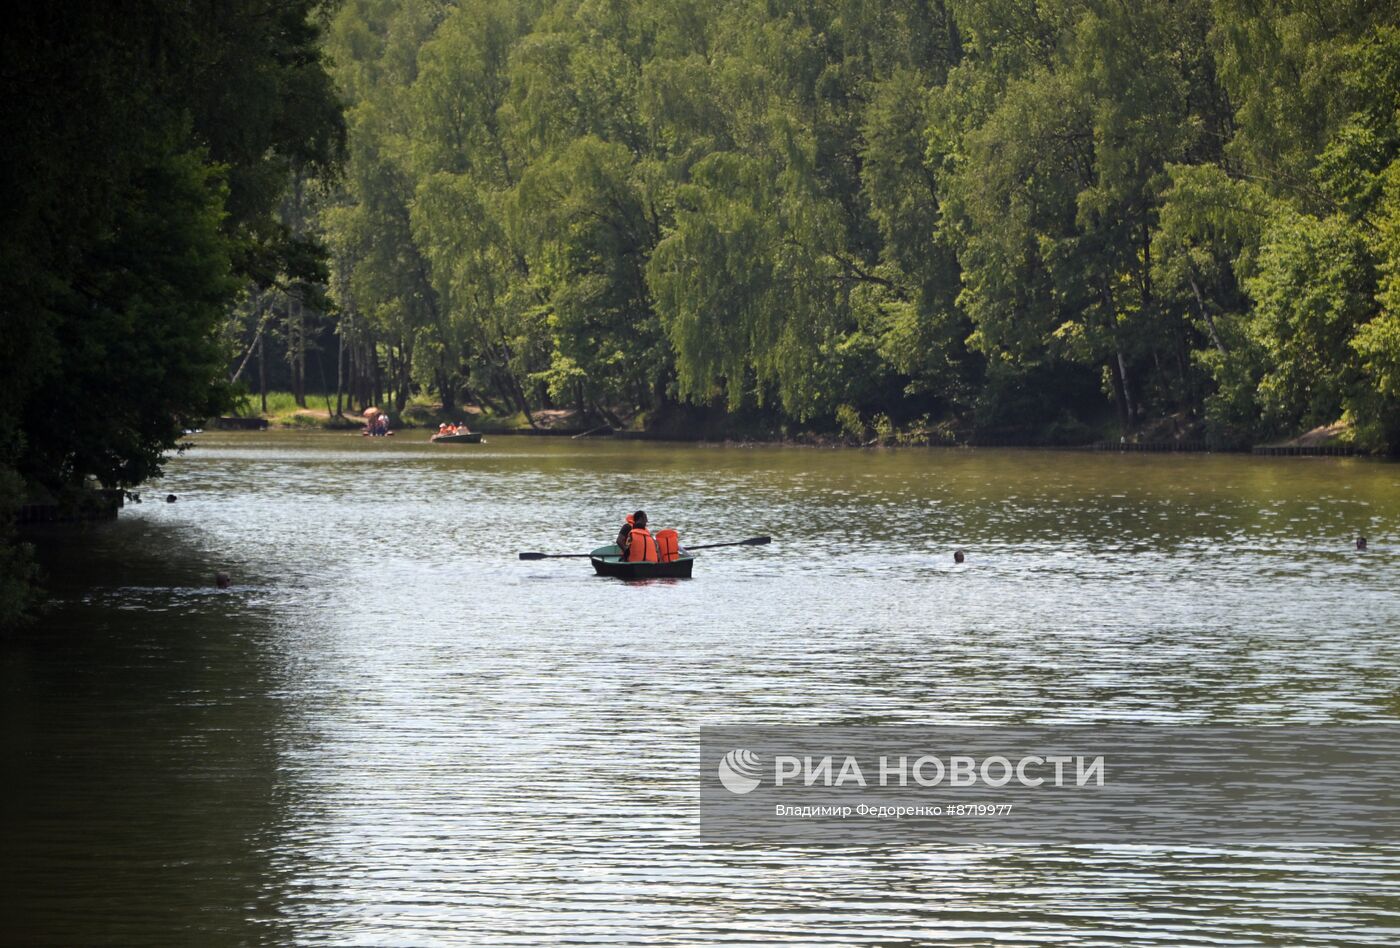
xmin=356 ymin=339 xmax=368 ymax=413
xmin=1117 ymin=349 xmax=1137 ymax=427
xmin=515 ymin=375 xmax=536 ymax=427
xmin=464 ymin=382 xmax=502 ymax=415
xmin=496 ymin=368 xmax=535 ymax=427
xmin=230 ymin=293 xmax=268 ymax=385
xmin=348 ymin=337 xmax=359 ymax=414
xmin=1188 ymin=267 xmax=1228 ymax=355
xmin=1098 ymin=275 xmax=1135 ymax=430
xmin=1108 ymin=355 xmax=1131 ymax=431
xmin=591 ymin=396 xmax=624 ymax=429
xmin=364 ymin=340 xmax=375 ymax=412
xmin=373 ymin=343 xmax=384 ymax=410
xmin=292 ymin=296 xmax=307 ymax=408
xmin=334 ymin=328 xmax=344 ymax=418
xmin=385 ymin=344 xmax=396 ymax=410
xmin=438 ymin=367 xmax=456 ymax=415
xmin=1173 ymin=312 xmax=1193 ymax=411
xmin=398 ymin=335 xmax=412 ymax=412
xmin=258 ymin=328 xmax=268 ymax=414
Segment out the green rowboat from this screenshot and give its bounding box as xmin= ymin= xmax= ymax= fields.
xmin=590 ymin=544 xmax=695 ymax=579
xmin=430 ymin=431 xmax=483 ymax=444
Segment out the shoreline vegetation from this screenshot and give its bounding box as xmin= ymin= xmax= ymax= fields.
xmin=227 ymin=0 xmax=1400 ymax=463
xmin=6 ymin=1 xmax=1400 ymax=624
xmin=228 ymin=390 xmax=1362 ymax=453
xmin=2 ymin=0 xmax=347 ymax=624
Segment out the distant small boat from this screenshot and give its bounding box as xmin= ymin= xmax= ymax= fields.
xmin=430 ymin=431 xmax=483 ymax=444
xmin=590 ymin=544 xmax=694 ymax=578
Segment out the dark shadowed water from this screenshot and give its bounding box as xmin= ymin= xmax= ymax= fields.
xmin=5 ymin=431 xmax=1400 ymax=945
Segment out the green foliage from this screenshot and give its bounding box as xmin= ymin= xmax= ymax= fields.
xmin=835 ymin=404 xmax=865 ymax=441
xmin=20 ymin=150 xmax=240 ymax=488
xmin=1 ymin=1 xmax=344 ymax=615
xmin=313 ymin=0 xmax=1400 ymax=451
xmin=1245 ymin=211 xmax=1374 ymax=434
xmin=2 ymin=0 xmax=344 ymax=493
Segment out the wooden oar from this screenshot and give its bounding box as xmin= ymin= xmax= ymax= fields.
xmin=679 ymin=536 xmax=771 ymax=551
xmin=518 ymin=536 xmax=770 ymax=560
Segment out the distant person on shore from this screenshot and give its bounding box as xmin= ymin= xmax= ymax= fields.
xmin=1357 ymin=536 xmax=1368 ymax=551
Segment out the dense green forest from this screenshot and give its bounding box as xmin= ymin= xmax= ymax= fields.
xmin=3 ymin=1 xmax=1399 ymax=620
xmin=283 ymin=0 xmax=1400 ymax=449
xmin=1 ymin=0 xmax=343 ymax=619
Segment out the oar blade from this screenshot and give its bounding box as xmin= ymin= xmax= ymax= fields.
xmin=518 ymin=552 xmax=547 ymax=560
xmin=684 ymin=535 xmax=773 ymax=551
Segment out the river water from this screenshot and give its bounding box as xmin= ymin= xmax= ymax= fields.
xmin=5 ymin=431 xmax=1399 ymax=945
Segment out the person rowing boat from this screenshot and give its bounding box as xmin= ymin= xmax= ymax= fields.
xmin=615 ymin=510 xmax=686 ymax=564
xmin=518 ymin=533 xmax=771 ymax=579
xmin=616 ymin=510 xmax=658 ymax=562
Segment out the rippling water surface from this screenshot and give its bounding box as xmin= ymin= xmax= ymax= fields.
xmin=5 ymin=431 xmax=1400 ymax=945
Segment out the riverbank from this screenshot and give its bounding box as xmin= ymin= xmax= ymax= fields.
xmin=227 ymin=394 xmax=1383 ymax=456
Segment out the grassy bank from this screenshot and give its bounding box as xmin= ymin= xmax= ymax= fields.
xmin=229 ymin=391 xmax=1382 ymax=455
xmin=231 ymin=392 xmax=565 ymax=433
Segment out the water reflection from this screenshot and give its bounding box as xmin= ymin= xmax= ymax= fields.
xmin=5 ymin=432 xmax=1399 ymax=943
xmin=1 ymin=526 xmax=298 ymax=944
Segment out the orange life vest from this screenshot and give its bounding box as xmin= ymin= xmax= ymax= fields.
xmin=655 ymin=528 xmax=680 ymax=563
xmin=624 ymin=526 xmax=659 ymax=562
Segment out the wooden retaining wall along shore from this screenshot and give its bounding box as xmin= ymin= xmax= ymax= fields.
xmin=1090 ymin=440 xmax=1210 ymax=453
xmin=1252 ymin=444 xmax=1356 ymax=457
xmin=490 ymin=432 xmax=1363 ymax=454
xmin=1090 ymin=441 xmax=1357 ymax=456
xmin=213 ymin=416 xmax=269 ymax=430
